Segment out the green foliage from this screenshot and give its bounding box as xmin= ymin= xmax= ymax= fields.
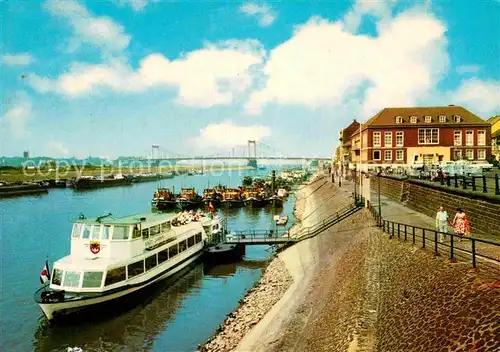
xmin=242 ymin=176 xmax=253 ymax=186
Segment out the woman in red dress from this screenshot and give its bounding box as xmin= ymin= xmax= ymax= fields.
xmin=452 ymin=208 xmax=471 ymax=241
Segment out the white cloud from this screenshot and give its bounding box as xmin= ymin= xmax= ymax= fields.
xmin=1 ymin=53 xmax=35 ymax=66
xmin=447 ymin=79 xmax=500 ymax=117
xmin=456 ymin=64 xmax=481 ymax=75
xmin=343 ymin=0 xmax=398 ymax=33
xmin=245 ymin=9 xmax=449 ymax=117
xmin=46 ymin=141 xmax=70 ymax=157
xmin=116 ymin=0 xmax=157 ymax=11
xmin=44 ymin=0 xmax=130 ymax=53
xmin=1 ymin=92 xmax=32 ymax=139
xmin=29 ymin=40 xmax=265 ymax=108
xmin=196 ymin=120 xmax=271 ymax=148
xmin=239 ymin=2 xmax=276 ymax=27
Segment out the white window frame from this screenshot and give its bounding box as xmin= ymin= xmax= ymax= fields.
xmin=454 ymin=115 xmax=462 ymax=123
xmin=395 ymin=116 xmax=403 ymax=124
xmin=395 ymin=131 xmax=404 ymax=147
xmin=396 ymin=150 xmax=404 ymax=161
xmin=477 ymin=149 xmax=486 ymax=160
xmin=373 ymin=150 xmax=381 ymax=161
xmin=454 ymin=130 xmax=462 ymax=146
xmin=384 ymin=132 xmax=392 ymax=147
xmin=477 ymin=130 xmax=486 ymax=146
xmin=425 ymin=116 xmax=432 ymax=123
xmin=418 ymin=128 xmax=439 ymax=145
xmin=410 ymin=116 xmax=418 ymax=124
xmin=373 ymin=132 xmax=381 ymax=147
xmin=384 ymin=150 xmax=392 ymax=161
xmin=466 ymin=130 xmax=474 ymax=146
xmin=439 ymin=115 xmax=447 ymax=123
xmin=465 ymin=149 xmax=474 ymax=160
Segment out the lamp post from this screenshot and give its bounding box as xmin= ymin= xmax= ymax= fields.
xmin=377 ymin=167 xmax=382 ymax=226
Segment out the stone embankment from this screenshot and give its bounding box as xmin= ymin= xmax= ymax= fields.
xmin=200 ymin=259 xmax=293 ymax=352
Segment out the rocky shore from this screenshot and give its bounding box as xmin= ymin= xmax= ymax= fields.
xmin=199 ymin=258 xmax=293 ymax=352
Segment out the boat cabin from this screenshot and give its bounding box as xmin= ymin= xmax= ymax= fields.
xmin=179 ymin=188 xmax=198 ymax=200
xmin=223 ymin=189 xmax=242 ymax=200
xmin=154 ymin=188 xmax=173 ymax=200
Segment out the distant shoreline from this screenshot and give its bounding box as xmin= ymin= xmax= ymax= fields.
xmin=0 ymin=165 xmax=254 ymax=182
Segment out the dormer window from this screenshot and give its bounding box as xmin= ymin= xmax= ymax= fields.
xmin=395 ymin=116 xmax=403 ymax=124
xmin=439 ymin=115 xmax=447 ymax=123
xmin=410 ymin=116 xmax=418 ymax=124
xmin=425 ymin=116 xmax=432 ymax=123
xmin=453 ymin=115 xmax=462 ymax=123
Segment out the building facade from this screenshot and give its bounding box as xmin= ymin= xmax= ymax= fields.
xmin=348 ymin=106 xmax=491 ymax=169
xmin=488 ymin=115 xmax=500 ymax=161
xmin=337 ymin=120 xmax=360 ymax=172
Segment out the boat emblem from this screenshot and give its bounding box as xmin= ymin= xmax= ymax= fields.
xmin=90 ymin=241 xmax=100 ymax=254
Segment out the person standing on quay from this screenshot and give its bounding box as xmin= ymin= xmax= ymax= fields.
xmin=435 ymin=206 xmax=449 ymax=243
xmin=452 ymin=208 xmax=471 ymax=241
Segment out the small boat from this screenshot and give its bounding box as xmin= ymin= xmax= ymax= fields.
xmin=0 ymin=181 xmax=48 ymax=198
xmin=204 ymin=243 xmax=245 ymax=263
xmin=34 ymin=211 xmax=220 ymax=321
xmin=71 ymin=174 xmax=132 ymax=190
xmin=274 ymin=214 xmax=289 ymax=226
xmin=130 ymin=173 xmax=161 ymax=183
xmin=152 ymin=188 xmax=177 ymax=210
xmin=242 ymin=188 xmax=265 ymax=208
xmin=221 ymin=189 xmax=245 ymax=208
xmin=176 ymin=188 xmax=203 ymax=210
xmin=203 ymin=188 xmax=223 ymax=208
xmin=265 ymin=194 xmax=284 ymax=208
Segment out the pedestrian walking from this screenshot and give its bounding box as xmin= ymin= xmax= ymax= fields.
xmin=452 ymin=208 xmax=471 ymax=241
xmin=435 ymin=206 xmax=449 ymax=243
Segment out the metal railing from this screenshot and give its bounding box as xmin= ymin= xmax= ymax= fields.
xmin=367 ymin=201 xmax=500 ymax=271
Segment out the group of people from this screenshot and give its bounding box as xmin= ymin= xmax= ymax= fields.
xmin=435 ymin=206 xmax=471 ymax=243
xmin=172 ymin=210 xmax=210 ymax=226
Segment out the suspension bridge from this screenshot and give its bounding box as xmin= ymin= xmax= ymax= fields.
xmin=140 ymin=140 xmax=330 ymax=168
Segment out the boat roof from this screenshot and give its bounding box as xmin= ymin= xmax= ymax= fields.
xmin=74 ymin=212 xmax=178 ymax=226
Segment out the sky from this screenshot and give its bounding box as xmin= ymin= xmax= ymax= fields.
xmin=1 ymin=0 xmax=499 ymax=159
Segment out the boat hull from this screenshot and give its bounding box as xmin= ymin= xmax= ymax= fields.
xmin=176 ymin=199 xmax=203 ymax=210
xmin=204 ymin=243 xmax=245 ymax=263
xmin=265 ymin=197 xmax=284 ymax=208
xmin=154 ymin=199 xmax=177 ymax=210
xmin=0 ymin=185 xmax=48 ymax=198
xmin=203 ymin=198 xmax=221 ymax=208
xmin=243 ymin=198 xmax=265 ymax=208
xmin=36 ymin=251 xmax=203 ymax=321
xmin=221 ymin=199 xmax=245 ymax=208
xmin=72 ymin=178 xmax=132 ymax=190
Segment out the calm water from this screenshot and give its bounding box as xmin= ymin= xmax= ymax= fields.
xmin=0 ymin=168 xmax=296 ymax=352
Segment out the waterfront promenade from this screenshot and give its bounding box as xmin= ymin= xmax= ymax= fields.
xmin=202 ymin=173 xmax=500 ymax=352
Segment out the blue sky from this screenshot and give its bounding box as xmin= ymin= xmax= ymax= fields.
xmin=1 ymin=0 xmax=499 ymax=159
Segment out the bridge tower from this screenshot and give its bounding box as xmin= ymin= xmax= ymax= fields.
xmin=247 ymin=140 xmax=257 ymax=168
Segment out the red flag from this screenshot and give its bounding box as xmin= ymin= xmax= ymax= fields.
xmin=209 ymin=201 xmax=215 ymax=213
xmin=40 ymin=260 xmax=50 ymax=285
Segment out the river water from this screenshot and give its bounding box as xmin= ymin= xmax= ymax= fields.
xmin=0 ymin=168 xmax=297 ymax=352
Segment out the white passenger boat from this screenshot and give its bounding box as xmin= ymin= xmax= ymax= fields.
xmin=34 ymin=211 xmax=221 ymax=321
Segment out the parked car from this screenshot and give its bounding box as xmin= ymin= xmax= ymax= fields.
xmin=470 ymin=160 xmax=494 ymax=172
xmin=442 ymin=163 xmax=483 ymax=177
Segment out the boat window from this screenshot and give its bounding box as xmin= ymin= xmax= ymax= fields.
xmin=145 ymin=255 xmax=157 ymax=271
xmin=160 ymin=222 xmax=171 ymax=232
xmin=178 ymin=239 xmax=187 ymax=253
xmin=150 ymin=225 xmax=160 ymax=236
xmin=158 ymin=249 xmax=168 ymax=263
xmin=169 ymin=244 xmax=178 ymax=258
xmin=105 ymin=267 xmax=126 ymax=286
xmin=132 ymin=226 xmax=141 ymax=239
xmin=72 ymin=224 xmax=82 ymax=238
xmin=91 ymin=225 xmax=102 ymax=240
xmin=195 ymin=232 xmax=202 ymax=244
xmin=63 ymin=271 xmax=81 ymax=287
xmin=112 ymin=226 xmax=129 ymax=240
xmin=82 ymin=225 xmax=91 ymax=239
xmin=188 ymin=236 xmax=195 ymax=248
xmin=127 ymin=260 xmax=144 ymax=278
xmin=142 ymin=228 xmax=149 ymax=239
xmin=82 ymin=272 xmax=103 ymax=288
xmin=52 ymin=268 xmax=63 ymax=285
xmin=102 ymin=225 xmax=111 ymax=240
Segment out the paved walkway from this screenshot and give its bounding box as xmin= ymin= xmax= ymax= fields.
xmin=336 ymin=177 xmax=500 ymax=271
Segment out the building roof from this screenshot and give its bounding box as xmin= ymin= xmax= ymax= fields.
xmin=363 ymin=106 xmax=489 ymax=127
xmin=487 ymin=115 xmax=500 ymax=124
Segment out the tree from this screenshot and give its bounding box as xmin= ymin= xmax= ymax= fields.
xmin=242 ymin=176 xmax=253 ymax=187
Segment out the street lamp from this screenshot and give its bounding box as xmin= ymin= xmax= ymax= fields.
xmin=377 ymin=166 xmax=382 ymax=226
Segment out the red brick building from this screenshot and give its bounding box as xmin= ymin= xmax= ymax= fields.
xmin=349 ymin=106 xmax=492 ymax=168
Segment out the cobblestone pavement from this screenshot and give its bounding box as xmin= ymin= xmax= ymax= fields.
xmin=269 ymin=177 xmax=500 ymax=352
xmin=369 ymin=190 xmax=500 ymax=271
